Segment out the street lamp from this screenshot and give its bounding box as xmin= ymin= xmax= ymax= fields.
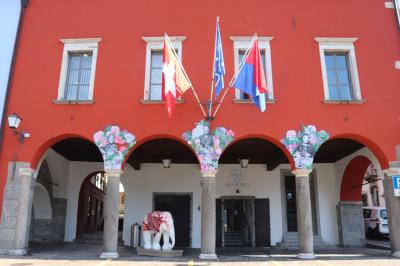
xmin=7 ymin=113 xmax=30 ymax=143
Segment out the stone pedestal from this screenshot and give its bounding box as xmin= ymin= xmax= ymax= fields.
xmin=293 ymin=169 xmax=315 ymax=260
xmin=383 ymin=167 xmax=400 ymax=258
xmin=100 ymin=170 xmax=122 ymax=259
xmin=137 ymin=247 xmax=183 ymax=257
xmin=337 ymin=201 xmax=366 ymax=247
xmin=199 ymin=171 xmax=218 ymax=260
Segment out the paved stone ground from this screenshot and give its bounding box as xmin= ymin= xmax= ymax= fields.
xmin=0 ymin=243 xmax=399 ymax=266
xmin=366 ymin=239 xmax=391 ymax=250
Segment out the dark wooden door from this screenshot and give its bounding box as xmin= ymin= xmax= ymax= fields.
xmin=154 ymin=194 xmax=191 ymax=247
xmin=254 ymin=198 xmax=270 ymax=247
xmin=216 ymin=199 xmax=222 ymax=247
xmin=285 ymin=175 xmax=297 ymax=232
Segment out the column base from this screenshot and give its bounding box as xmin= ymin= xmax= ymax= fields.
xmin=100 ymin=252 xmax=119 ymax=259
xmin=8 ymin=249 xmax=28 ymax=256
xmin=297 ymin=252 xmax=315 ymax=259
xmin=199 ymin=253 xmax=218 ymax=260
xmin=391 ymin=251 xmax=400 ymax=258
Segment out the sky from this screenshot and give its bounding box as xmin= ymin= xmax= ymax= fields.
xmin=0 ymin=0 xmax=21 ymax=128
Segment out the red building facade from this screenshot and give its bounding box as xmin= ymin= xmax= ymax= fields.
xmin=0 ymin=0 xmax=399 ymax=259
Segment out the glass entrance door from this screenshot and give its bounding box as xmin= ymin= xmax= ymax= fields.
xmin=223 ymin=199 xmax=254 ymax=246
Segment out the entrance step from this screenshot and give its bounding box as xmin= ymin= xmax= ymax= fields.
xmin=75 ymin=231 xmax=124 ymax=246
xmin=276 ymin=234 xmax=336 ymax=250
xmin=224 ymin=232 xmax=244 ymax=246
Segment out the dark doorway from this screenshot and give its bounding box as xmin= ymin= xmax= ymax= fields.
xmin=223 ymin=199 xmax=252 ymax=247
xmin=153 ymin=194 xmax=191 ymax=247
xmin=217 ymin=198 xmax=270 ymax=247
xmin=285 ymin=175 xmax=297 ymax=232
xmin=284 ymin=174 xmax=318 ymax=235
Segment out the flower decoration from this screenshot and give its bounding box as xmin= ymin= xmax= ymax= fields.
xmin=93 ymin=125 xmax=136 ymax=170
xmin=281 ymin=124 xmax=329 ymax=169
xmin=183 ymin=120 xmax=234 ymax=174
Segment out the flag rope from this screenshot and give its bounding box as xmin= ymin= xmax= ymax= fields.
xmin=213 ymin=34 xmax=257 ymax=117
xmin=165 ymin=33 xmax=207 ymax=117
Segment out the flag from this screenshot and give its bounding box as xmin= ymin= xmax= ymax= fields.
xmin=162 ymin=34 xmax=192 ymax=117
xmin=213 ymin=19 xmax=225 ymax=98
xmin=231 ymin=37 xmax=267 ymax=112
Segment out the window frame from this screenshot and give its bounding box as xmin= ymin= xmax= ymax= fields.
xmin=56 ymin=38 xmax=101 ymax=103
xmin=142 ymin=36 xmax=185 ymax=102
xmin=230 ymin=36 xmax=275 ymax=101
xmin=315 ymin=37 xmax=362 ymax=102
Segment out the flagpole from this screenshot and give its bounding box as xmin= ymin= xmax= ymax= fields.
xmin=165 ymin=33 xmax=207 ymax=117
xmin=213 ymin=34 xmax=257 ymax=117
xmin=208 ymin=17 xmax=219 ymax=119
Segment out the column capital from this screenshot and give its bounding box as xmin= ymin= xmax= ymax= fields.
xmin=201 ymin=170 xmax=217 ymax=178
xmin=104 ymin=169 xmax=123 ymax=177
xmin=383 ymin=168 xmax=400 ymax=176
xmin=292 ymin=168 xmax=312 ymax=177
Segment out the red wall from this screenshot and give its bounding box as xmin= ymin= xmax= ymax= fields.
xmin=340 ymin=156 xmax=372 ymax=201
xmin=1 ymin=0 xmax=400 ymax=204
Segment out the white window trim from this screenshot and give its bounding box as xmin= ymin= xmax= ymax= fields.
xmin=56 ymin=38 xmax=101 ymax=102
xmin=142 ymin=36 xmax=186 ymax=101
xmin=315 ymin=37 xmax=363 ymax=101
xmin=230 ymin=36 xmax=274 ymax=101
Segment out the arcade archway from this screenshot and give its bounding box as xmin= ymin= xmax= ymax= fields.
xmin=122 ymin=137 xmax=198 ymax=248
xmin=29 ymin=137 xmax=103 ymax=246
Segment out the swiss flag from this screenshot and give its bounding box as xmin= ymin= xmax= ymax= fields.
xmin=162 ymin=35 xmax=191 ymax=118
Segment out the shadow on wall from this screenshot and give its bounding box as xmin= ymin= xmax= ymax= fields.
xmin=29 ymin=160 xmax=67 ymax=243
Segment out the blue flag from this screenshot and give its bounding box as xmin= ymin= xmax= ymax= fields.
xmin=213 ymin=20 xmax=225 ymax=98
xmin=232 ymin=37 xmax=267 ymax=112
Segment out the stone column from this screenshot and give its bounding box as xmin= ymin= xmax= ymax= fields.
xmin=100 ymin=170 xmax=122 ymax=259
xmin=199 ymin=170 xmax=218 ymax=260
xmin=292 ymin=168 xmax=315 ymax=259
xmin=10 ymin=166 xmax=37 ymax=256
xmin=382 ymin=167 xmax=400 ymax=258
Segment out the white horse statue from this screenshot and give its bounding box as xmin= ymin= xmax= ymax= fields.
xmin=142 ymin=211 xmax=175 ymax=250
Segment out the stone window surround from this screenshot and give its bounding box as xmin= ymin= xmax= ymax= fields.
xmin=55 ymin=38 xmax=102 ymax=104
xmin=230 ymin=36 xmax=275 ymax=102
xmin=142 ymin=36 xmax=186 ymax=103
xmin=315 ymin=37 xmax=363 ymax=104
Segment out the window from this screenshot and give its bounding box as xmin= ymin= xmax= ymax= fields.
xmin=324 ymin=53 xmax=353 ymax=100
xmin=142 ymin=36 xmax=185 ymax=102
xmin=371 ymin=186 xmax=379 ymax=207
xmin=56 ymin=38 xmax=101 ymax=102
xmin=363 ymin=209 xmax=371 ymax=218
xmin=231 ymin=36 xmax=274 ymax=101
xmin=362 ymin=193 xmax=368 ymax=207
xmin=380 ymin=209 xmax=387 ymax=219
xmin=64 ymin=53 xmax=93 ymax=100
xmin=315 ymin=37 xmax=362 ymax=102
xmin=149 ymin=51 xmax=163 ymax=100
xmin=90 ymin=173 xmax=105 ymax=191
